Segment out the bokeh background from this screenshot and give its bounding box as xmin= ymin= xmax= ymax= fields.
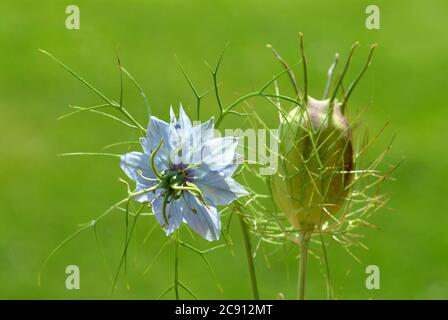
xmin=1 ymin=0 xmax=447 ymax=299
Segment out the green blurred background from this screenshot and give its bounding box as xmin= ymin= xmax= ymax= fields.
xmin=1 ymin=0 xmax=447 ymax=299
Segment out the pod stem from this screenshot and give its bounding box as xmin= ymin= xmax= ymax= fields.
xmin=298 ymin=230 xmax=311 ymax=300
xmin=174 ymin=230 xmax=180 ymax=300
xmin=239 ymin=213 xmax=260 ymax=300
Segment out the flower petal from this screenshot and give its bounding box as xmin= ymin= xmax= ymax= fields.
xmin=179 ymin=117 xmax=215 ymax=165
xmin=192 ymin=117 xmax=215 ymax=142
xmin=202 ymin=137 xmax=238 ymax=171
xmin=190 ymin=167 xmax=249 ymax=206
xmin=178 ymin=104 xmax=192 ymax=132
xmin=152 ymin=194 xmax=183 ymax=235
xmin=169 ymin=105 xmax=177 ymax=124
xmin=141 ymin=116 xmax=174 ymax=171
xmin=120 ymin=152 xmax=160 ymax=203
xmin=221 ymin=163 xmax=239 ymax=176
xmin=120 ymin=152 xmax=154 ymax=184
xmin=169 ymin=105 xmax=195 ymax=165
xmin=144 ymin=116 xmax=171 ymax=152
xmin=182 ymin=193 xmax=221 ymax=241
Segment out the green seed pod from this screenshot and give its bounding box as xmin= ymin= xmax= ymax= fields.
xmin=267 ymin=38 xmax=378 ymax=300
xmin=270 ymin=96 xmax=354 ymax=232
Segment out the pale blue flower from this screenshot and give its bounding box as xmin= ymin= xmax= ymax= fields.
xmin=120 ymin=105 xmax=248 ymax=241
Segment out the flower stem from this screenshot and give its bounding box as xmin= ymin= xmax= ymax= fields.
xmin=174 ymin=231 xmax=180 ymax=300
xmin=298 ymin=231 xmax=310 ymax=300
xmin=238 ymin=214 xmax=260 ymax=300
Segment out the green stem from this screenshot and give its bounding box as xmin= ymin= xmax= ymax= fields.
xmin=196 ymin=96 xmax=201 ymax=121
xmin=129 ymin=183 xmax=161 ymax=198
xmin=174 ymin=231 xmax=180 ymax=300
xmin=238 ymin=214 xmax=260 ymax=300
xmin=215 ymin=92 xmax=301 ymax=127
xmin=298 ymin=231 xmax=310 ymax=300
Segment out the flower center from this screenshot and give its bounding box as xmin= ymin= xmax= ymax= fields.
xmin=161 ymin=170 xmax=186 ymax=190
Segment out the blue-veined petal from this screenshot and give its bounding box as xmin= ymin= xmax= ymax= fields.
xmin=221 ymin=163 xmax=239 ymax=176
xmin=169 ymin=106 xmax=177 ymax=124
xmin=144 ymin=116 xmax=171 ymax=152
xmin=120 ymin=152 xmax=161 ymax=203
xmin=120 ymin=152 xmax=154 ymax=185
xmin=190 ymin=166 xmax=249 ymax=206
xmin=167 ymin=105 xmax=195 ymax=165
xmin=152 ymin=194 xmax=184 ymax=235
xmin=180 ymin=118 xmax=215 ymax=165
xmin=192 ymin=117 xmax=215 ymax=142
xmin=178 ymin=104 xmax=192 ymax=132
xmin=141 ymin=116 xmax=173 ymax=171
xmin=182 ymin=193 xmax=221 ymax=241
xmin=202 ymin=137 xmax=239 ymax=171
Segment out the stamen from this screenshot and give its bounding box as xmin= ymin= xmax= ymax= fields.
xmin=186 ymin=182 xmax=209 ymax=208
xmin=184 ymin=163 xmax=202 ymax=172
xmin=137 ymin=170 xmax=156 ymax=182
xmin=161 ymin=191 xmax=170 ymax=226
xmin=150 ymin=139 xmax=164 ymax=180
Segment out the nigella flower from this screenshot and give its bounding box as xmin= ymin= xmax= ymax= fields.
xmin=120 ymin=106 xmax=249 ymax=241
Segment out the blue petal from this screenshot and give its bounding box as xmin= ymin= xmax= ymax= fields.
xmin=152 ymin=194 xmax=183 ymax=235
xmin=120 ymin=152 xmax=159 ymax=203
xmin=178 ymin=104 xmax=192 ymax=131
xmin=223 ymin=143 xmax=245 ymax=175
xmin=192 ymin=117 xmax=214 ymax=141
xmin=141 ymin=116 xmax=173 ymax=171
xmin=202 ymin=137 xmax=239 ymax=171
xmin=221 ymin=163 xmax=239 ymax=176
xmin=182 ymin=193 xmax=221 ymax=241
xmin=168 ymin=105 xmax=200 ymax=166
xmin=190 ymin=167 xmax=249 ymax=206
xmin=169 ymin=105 xmax=177 ymax=124
xmin=183 ymin=117 xmax=216 ymax=165
xmin=144 ymin=116 xmax=171 ymax=152
xmin=180 ymin=118 xmax=215 ymax=165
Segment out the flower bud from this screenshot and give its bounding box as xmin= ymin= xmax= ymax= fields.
xmin=270 ymin=97 xmax=354 ymax=231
